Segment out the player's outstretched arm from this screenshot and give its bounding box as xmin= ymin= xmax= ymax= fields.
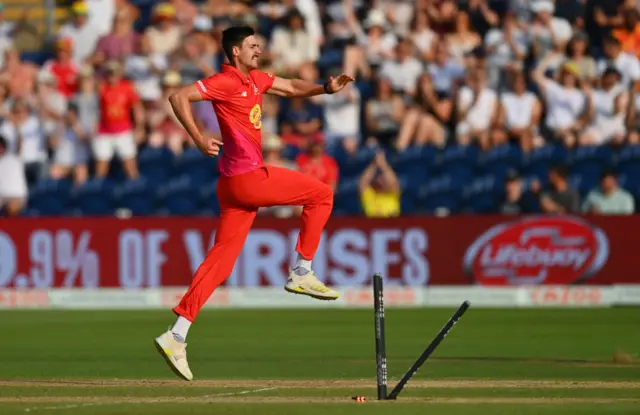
xmin=267 ymin=74 xmax=355 ymax=98
xmin=168 ymin=84 xmax=222 ymax=157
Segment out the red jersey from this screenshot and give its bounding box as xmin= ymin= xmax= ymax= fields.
xmin=296 ymin=153 xmax=339 ymax=187
xmin=196 ymin=64 xmax=275 ymax=177
xmin=98 ymin=80 xmax=139 ymax=134
xmin=44 ymin=60 xmax=79 ymax=98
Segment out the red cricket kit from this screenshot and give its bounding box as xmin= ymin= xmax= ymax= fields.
xmin=296 ymin=153 xmax=339 ymax=188
xmin=173 ymin=65 xmax=334 ymax=322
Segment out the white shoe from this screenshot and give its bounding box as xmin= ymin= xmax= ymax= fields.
xmin=154 ymin=330 xmax=193 ymax=381
xmin=285 ymin=268 xmax=340 ymax=300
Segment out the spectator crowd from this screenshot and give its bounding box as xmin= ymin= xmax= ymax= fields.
xmin=0 ymin=0 xmax=639 ymax=218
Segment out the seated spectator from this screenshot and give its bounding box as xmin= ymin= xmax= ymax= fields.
xmin=0 ymin=99 xmax=46 ymax=184
xmin=424 ymin=0 xmax=458 ymax=34
xmin=378 ymin=0 xmax=415 ymax=36
xmin=397 ymin=72 xmax=452 ymax=150
xmin=295 ymin=132 xmax=339 ymax=191
xmin=169 ymin=0 xmax=199 ymax=30
xmin=427 ymin=40 xmax=466 ymax=96
xmin=379 ymin=37 xmax=423 ymax=97
xmin=58 ymin=1 xmax=102 ymax=64
xmin=597 ymin=35 xmax=640 ymax=88
xmin=353 ymin=9 xmax=397 ymax=71
xmin=125 ymin=35 xmax=167 ymax=103
xmin=148 ymin=71 xmax=190 ymax=155
xmin=34 ymin=69 xmax=68 ymax=141
xmin=582 ymin=170 xmax=635 ymax=215
xmin=445 ymin=11 xmax=481 ymax=64
xmin=498 ymin=71 xmax=543 ymax=147
xmin=455 ymin=67 xmax=498 ymax=149
xmin=613 ymin=6 xmax=640 ymax=59
xmin=0 ymin=47 xmax=37 ymax=99
xmin=270 ymin=8 xmax=318 ymax=77
xmin=581 ymin=67 xmax=628 ymax=146
xmin=532 ymin=56 xmax=588 ymax=148
xmin=93 ymin=61 xmax=143 ymax=180
xmin=280 ymin=97 xmax=322 ymax=145
xmin=529 ymin=1 xmax=573 ymax=63
xmin=366 ymin=77 xmax=405 ymax=149
xmin=259 ymin=134 xmax=299 ymax=218
xmin=628 ymin=78 xmax=640 ymax=144
xmin=359 ymin=150 xmax=401 ymax=218
xmin=92 ymin=9 xmax=138 ymax=68
xmin=0 ymin=135 xmax=27 ymax=216
xmin=533 ymin=164 xmax=580 ymax=214
xmin=410 ymin=9 xmax=436 ymax=62
xmin=500 ymin=169 xmax=537 ymax=214
xmin=564 ymin=32 xmax=597 ymax=83
xmin=311 ymin=70 xmax=361 ymax=154
xmin=145 ymin=3 xmax=182 ymax=58
xmin=484 ymin=11 xmax=529 ymax=91
xmin=49 ymin=103 xmax=90 ymax=185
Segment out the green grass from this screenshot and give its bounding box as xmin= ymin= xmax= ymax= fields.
xmin=0 ymin=308 xmax=639 ymax=414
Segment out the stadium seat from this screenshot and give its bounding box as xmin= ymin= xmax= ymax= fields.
xmin=478 ymin=144 xmax=522 ymax=180
xmin=388 ymin=146 xmax=429 ymax=178
xmin=568 ymin=173 xmax=597 ymax=198
xmin=334 ymin=177 xmax=362 ymax=216
xmin=334 ymin=146 xmax=376 ymax=178
xmin=417 ymin=174 xmax=463 ymax=214
xmin=138 ymin=146 xmax=174 ymax=185
xmin=70 ymin=179 xmax=116 ymax=216
xmin=173 ymin=147 xmax=218 ymax=185
xmin=114 ymin=178 xmax=155 ymax=216
xmin=28 ymin=178 xmax=72 ymax=216
xmin=616 ymin=145 xmax=640 ymax=179
xmin=521 ymin=144 xmax=568 ymax=184
xmin=462 ymin=174 xmax=503 ymax=214
xmin=569 ymin=145 xmax=613 ymax=190
xmin=436 ymin=144 xmax=480 ymax=183
xmin=156 ymin=174 xmax=199 ymax=215
xmin=398 ymin=174 xmax=421 ymax=214
xmin=198 ymin=179 xmax=221 ymax=215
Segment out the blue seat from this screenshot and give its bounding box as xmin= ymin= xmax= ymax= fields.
xmin=71 ymin=179 xmax=116 ymax=216
xmin=138 ymin=146 xmax=174 ymax=185
xmin=281 ymin=145 xmax=301 ymax=161
xmin=114 ymin=178 xmax=155 ymax=215
xmin=569 ymin=145 xmax=613 ymax=188
xmin=436 ymin=145 xmax=480 ymax=182
xmin=28 ymin=179 xmax=72 ymax=216
xmin=334 ymin=177 xmax=361 ymax=216
xmin=616 ymin=145 xmax=640 ymax=179
xmin=462 ymin=174 xmax=503 ymax=214
xmin=198 ymin=179 xmax=221 ymax=214
xmin=388 ymin=146 xmax=429 ymax=178
xmin=478 ymin=144 xmax=522 ymax=180
xmin=173 ymin=147 xmax=218 ymax=185
xmin=334 ymin=147 xmax=376 ymax=178
xmin=617 ymin=174 xmax=640 ymax=200
xmin=156 ymin=174 xmax=199 ymax=215
xmin=568 ymin=173 xmax=598 ymax=198
xmin=521 ymin=145 xmax=567 ymax=184
xmin=417 ymin=174 xmax=463 ymax=214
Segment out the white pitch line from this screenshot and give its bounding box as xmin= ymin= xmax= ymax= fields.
xmin=23 ymin=386 xmax=279 ymax=412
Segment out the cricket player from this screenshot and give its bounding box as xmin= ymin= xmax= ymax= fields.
xmin=154 ymin=26 xmax=355 ymax=381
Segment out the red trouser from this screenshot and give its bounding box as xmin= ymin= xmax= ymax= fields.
xmin=173 ymin=166 xmax=334 ymax=322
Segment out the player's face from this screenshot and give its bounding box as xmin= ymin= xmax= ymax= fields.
xmin=238 ymin=35 xmax=262 ymax=70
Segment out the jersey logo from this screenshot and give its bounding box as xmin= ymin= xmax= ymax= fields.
xmin=241 ymin=91 xmax=247 ymax=97
xmin=253 ymin=85 xmax=259 ymax=95
xmin=267 ymin=73 xmax=274 ymax=78
xmin=249 ymin=104 xmax=262 ymax=129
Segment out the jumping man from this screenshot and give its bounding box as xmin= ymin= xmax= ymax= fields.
xmin=154 ymin=26 xmax=355 ymax=381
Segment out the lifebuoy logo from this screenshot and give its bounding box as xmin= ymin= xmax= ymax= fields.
xmin=463 ymin=216 xmax=609 ymax=285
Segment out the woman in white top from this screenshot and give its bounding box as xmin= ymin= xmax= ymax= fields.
xmin=580 ymin=67 xmax=628 ymax=146
xmin=445 ymin=11 xmax=481 ymax=64
xmin=410 ymin=10 xmax=436 ymax=62
xmin=270 ymin=8 xmax=319 ymax=76
xmin=532 ymin=54 xmax=588 ymax=148
xmin=455 ymin=67 xmax=499 ymax=149
xmin=498 ymin=71 xmax=543 ymax=147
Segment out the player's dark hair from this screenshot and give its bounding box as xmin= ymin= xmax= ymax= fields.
xmin=222 ymin=26 xmax=255 ymax=63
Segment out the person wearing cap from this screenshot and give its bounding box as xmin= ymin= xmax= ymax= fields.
xmin=42 ymin=38 xmax=79 ymax=98
xmin=532 ymin=52 xmax=588 ymax=148
xmin=93 ymin=60 xmax=143 ymax=180
xmin=295 ymin=132 xmax=338 ymax=191
xmin=598 ymin=35 xmax=640 ymax=88
xmin=145 ymin=2 xmax=181 ymax=57
xmin=354 ymin=8 xmax=398 ymax=69
xmin=580 ymin=67 xmax=628 ymax=146
xmin=59 ymin=1 xmax=102 ymax=64
xmin=0 ymin=134 xmax=27 ymax=217
xmin=582 ymin=170 xmax=635 ymax=215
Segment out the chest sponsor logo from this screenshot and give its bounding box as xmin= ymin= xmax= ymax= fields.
xmin=249 ymin=104 xmax=262 ymax=129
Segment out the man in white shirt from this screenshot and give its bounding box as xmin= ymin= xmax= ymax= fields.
xmin=379 ymin=38 xmax=423 ymax=97
xmin=598 ymin=35 xmax=640 ymax=88
xmin=58 ymin=1 xmax=103 ymax=64
xmin=0 ymin=135 xmax=27 ymax=217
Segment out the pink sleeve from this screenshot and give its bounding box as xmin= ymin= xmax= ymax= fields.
xmin=250 ymin=70 xmax=275 ymax=94
xmin=196 ymin=74 xmax=234 ymax=102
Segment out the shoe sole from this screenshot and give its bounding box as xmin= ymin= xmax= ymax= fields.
xmin=284 ymin=286 xmax=339 ymax=301
xmin=154 ymin=338 xmax=193 ymax=381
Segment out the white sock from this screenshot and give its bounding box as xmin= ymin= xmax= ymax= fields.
xmin=171 ymin=316 xmax=192 ymax=341
xmin=295 ymin=254 xmax=312 ymax=271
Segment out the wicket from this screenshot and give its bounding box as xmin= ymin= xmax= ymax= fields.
xmin=372 ymin=273 xmax=471 ymax=400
